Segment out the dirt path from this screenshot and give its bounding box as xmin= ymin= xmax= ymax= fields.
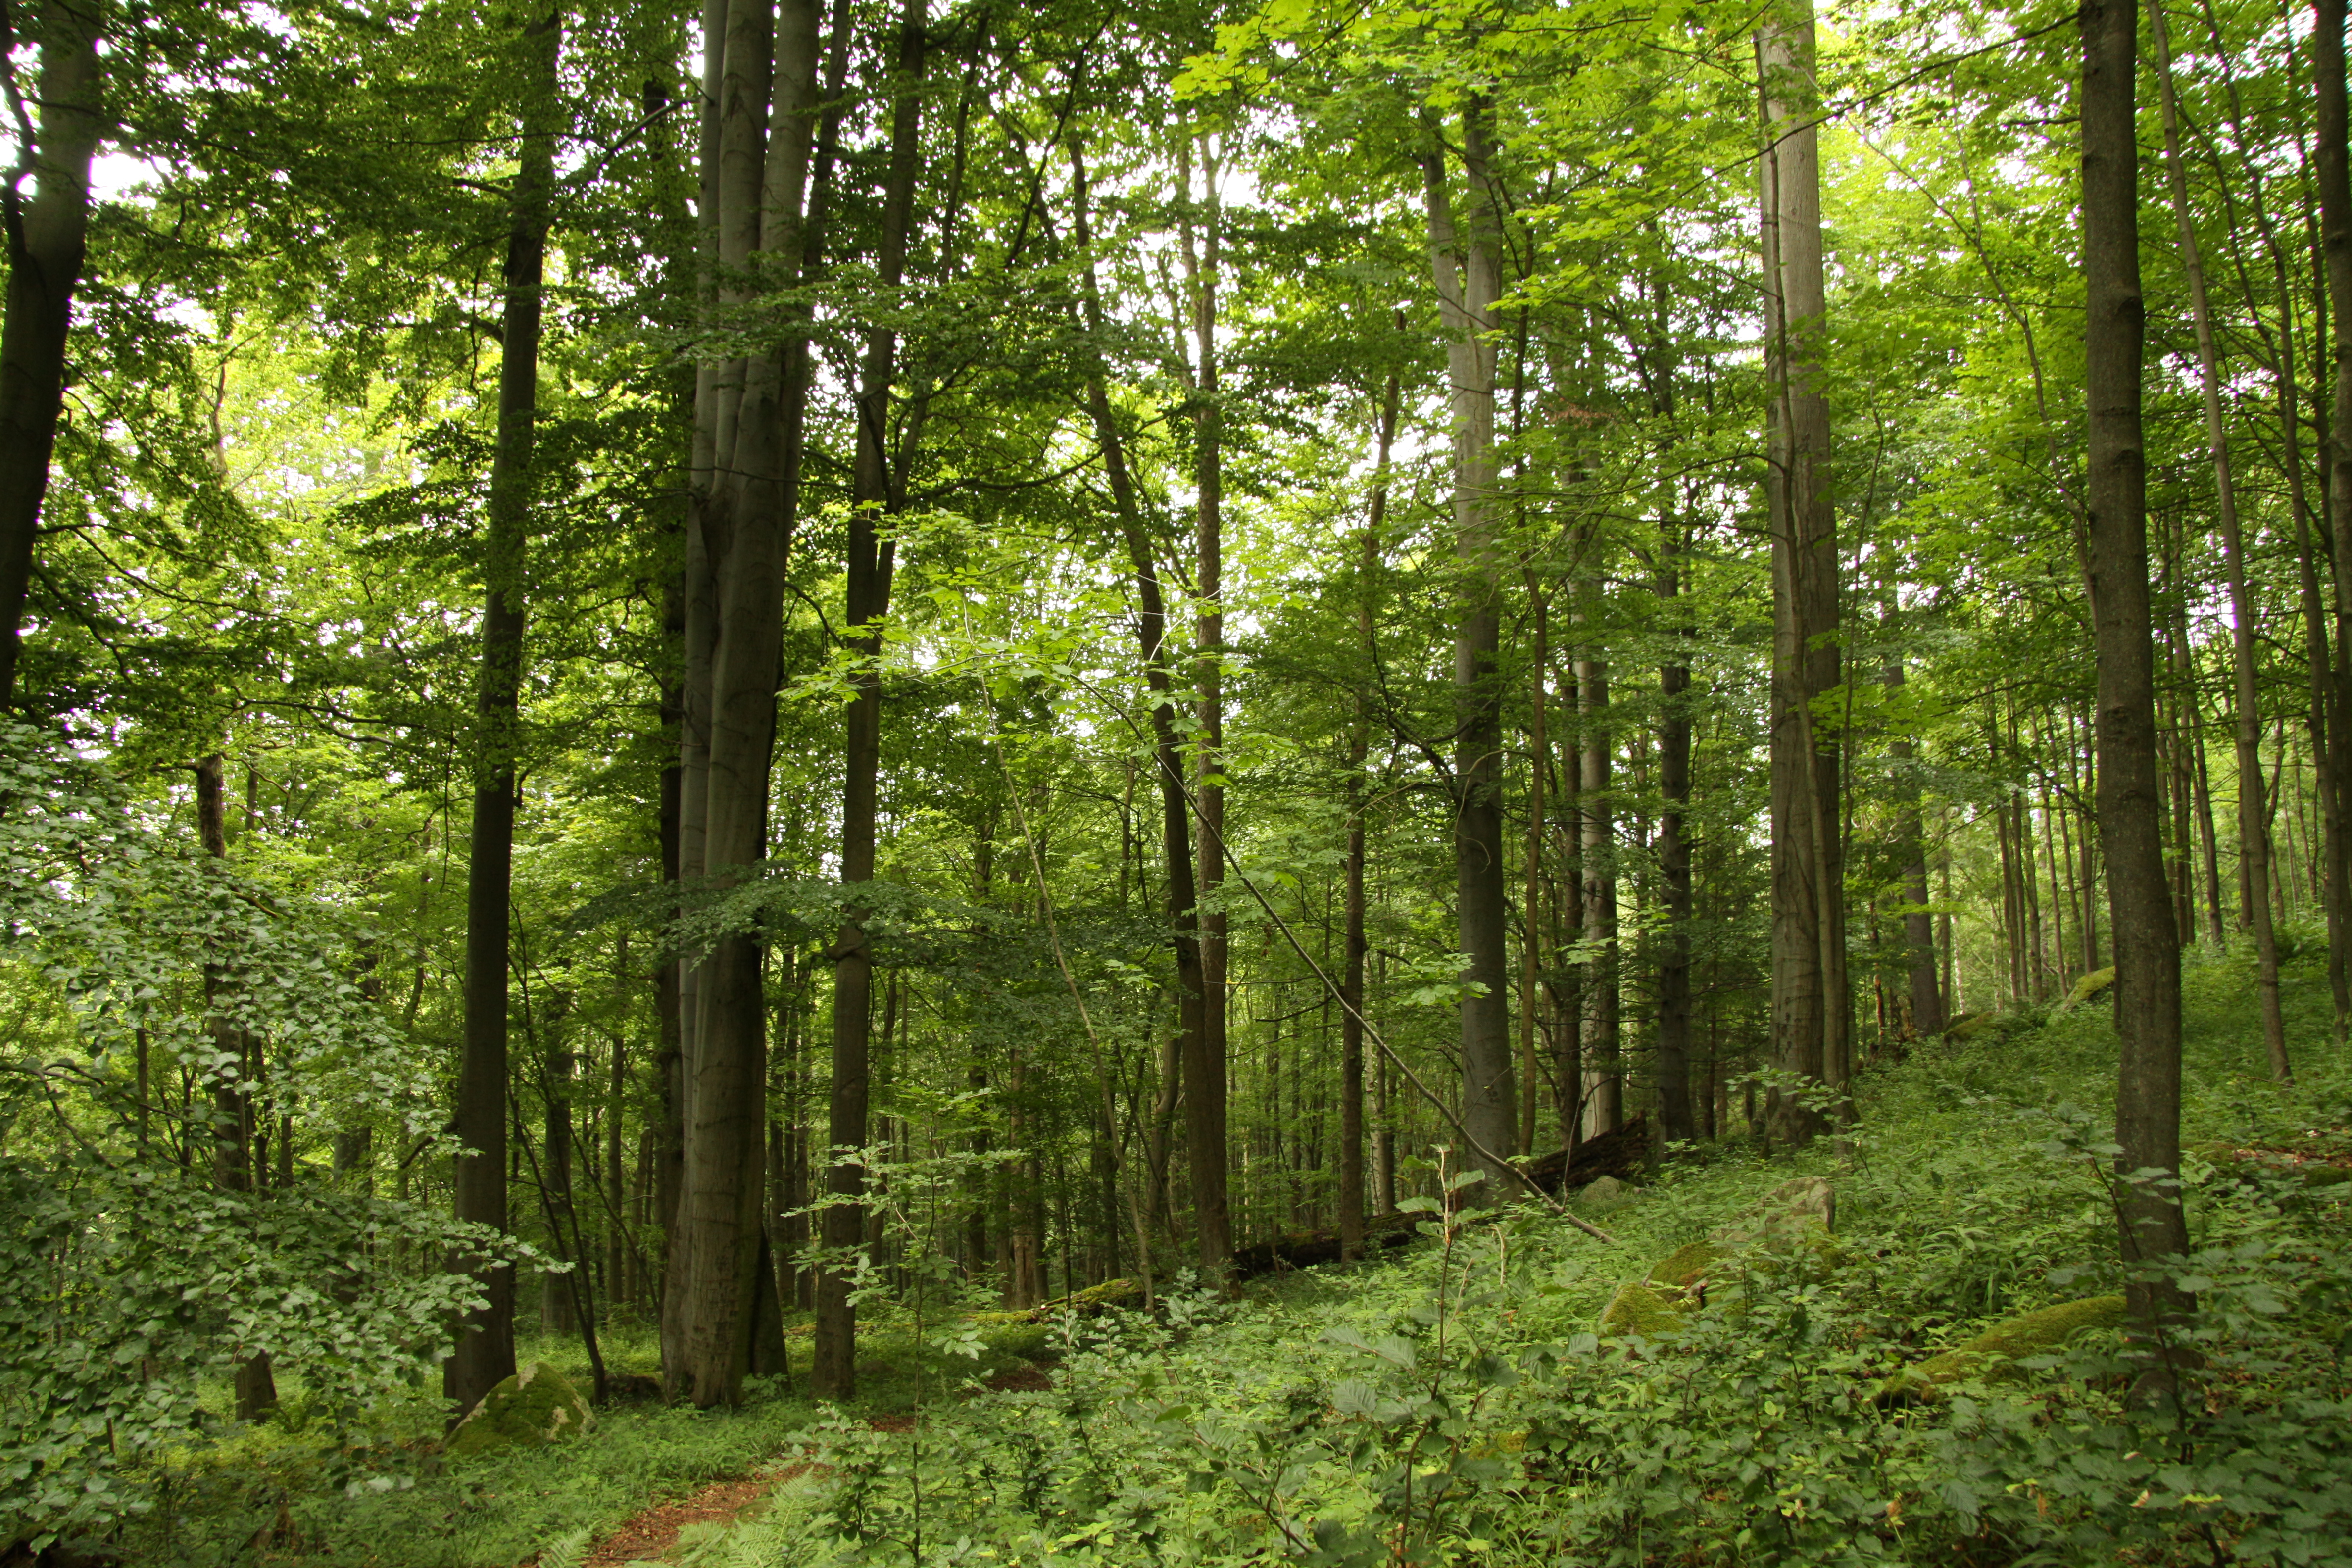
xmin=577 ymin=1363 xmax=1052 ymax=1565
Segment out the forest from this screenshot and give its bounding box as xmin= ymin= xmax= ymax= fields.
xmin=2 ymin=0 xmax=2350 ymax=1561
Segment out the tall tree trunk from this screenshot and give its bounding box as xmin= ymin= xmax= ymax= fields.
xmin=812 ymin=0 xmax=926 ymax=1399
xmin=2149 ymin=0 xmax=2293 ymax=1081
xmin=1422 ymin=102 xmax=1520 ymax=1195
xmin=1656 ymin=534 xmax=1696 ymax=1141
xmin=2318 ymin=0 xmax=2352 ymax=1039
xmin=1070 ymin=144 xmax=1220 ymax=1275
xmin=0 ymin=2 xmax=102 ymax=704
xmin=1886 ymin=657 xmax=1946 ymax=1033
xmin=197 ymin=754 xmax=278 ymax=1419
xmin=1339 ymin=372 xmax=1396 ymax=1260
xmin=664 ymin=0 xmax=733 ymax=1394
xmin=2084 ymin=0 xmax=2193 ymax=1379
xmin=1759 ymin=0 xmax=1846 ymax=1144
xmin=1576 ymin=639 xmax=1620 ymax=1137
xmin=1555 ymin=655 xmax=1583 ymax=1151
xmin=1520 ymin=582 xmax=1549 ymax=1154
xmin=448 ymin=7 xmax=558 ymax=1419
xmin=1178 ymin=137 xmax=1234 ymax=1280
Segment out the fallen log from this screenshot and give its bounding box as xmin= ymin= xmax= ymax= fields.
xmin=1231 ymin=1116 xmax=1651 ymax=1280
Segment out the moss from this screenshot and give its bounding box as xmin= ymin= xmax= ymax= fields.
xmin=1944 ymin=1011 xmax=2020 ymax=1042
xmin=2056 ymin=967 xmax=2116 ymax=1013
xmin=445 ymin=1363 xmax=594 ymax=1458
xmin=1598 ymin=1282 xmax=1686 ymax=1340
xmin=1875 ymin=1295 xmax=2129 ymax=1406
xmin=1646 ymin=1242 xmax=1723 ymax=1295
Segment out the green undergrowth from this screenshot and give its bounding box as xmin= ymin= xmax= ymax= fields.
xmin=107 ymin=1321 xmax=1059 ymax=1566
xmin=104 ymin=943 xmax=2352 ymax=1565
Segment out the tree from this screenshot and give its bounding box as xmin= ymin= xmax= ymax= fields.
xmin=447 ymin=3 xmax=561 ymax=1421
xmin=2081 ymin=0 xmax=2192 ymax=1379
xmin=0 ymin=0 xmax=102 ymax=704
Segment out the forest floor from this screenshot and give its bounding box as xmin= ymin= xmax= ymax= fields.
xmin=106 ymin=938 xmax=2352 ymax=1568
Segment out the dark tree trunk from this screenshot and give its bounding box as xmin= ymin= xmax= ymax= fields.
xmin=2317 ymin=0 xmax=2352 ymax=1039
xmin=1656 ymin=536 xmax=1696 ymax=1142
xmin=813 ymin=0 xmax=926 ymax=1396
xmin=1759 ymin=0 xmax=1847 ymax=1143
xmin=0 ymin=5 xmax=102 ymax=704
xmin=1179 ymin=140 xmax=1234 ymax=1282
xmin=1423 ymin=101 xmax=1520 ymax=1195
xmin=197 ymin=754 xmax=278 ymax=1419
xmin=2083 ymin=0 xmax=2193 ymax=1374
xmin=447 ymin=7 xmax=558 ymax=1419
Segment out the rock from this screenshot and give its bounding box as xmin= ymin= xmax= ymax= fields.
xmin=1943 ymin=1011 xmax=2020 ymax=1042
xmin=2055 ymin=967 xmax=2116 ymax=1013
xmin=1597 ymin=1282 xmax=1685 ymax=1340
xmin=1875 ymin=1295 xmax=2129 ymax=1406
xmin=445 ymin=1362 xmax=595 ymax=1457
xmin=1646 ymin=1241 xmax=1724 ymax=1296
xmin=1579 ymin=1175 xmax=1636 ymax=1211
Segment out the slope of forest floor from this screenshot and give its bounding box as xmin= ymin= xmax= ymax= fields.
xmin=112 ymin=941 xmax=2352 ymax=1568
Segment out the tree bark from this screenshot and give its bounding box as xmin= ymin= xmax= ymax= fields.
xmin=2148 ymin=0 xmax=2293 ymax=1082
xmin=1576 ymin=640 xmax=1620 ymax=1137
xmin=1338 ymin=372 xmax=1396 ymax=1261
xmin=1656 ymin=530 xmax=1696 ymax=1142
xmin=1178 ymin=137 xmax=1234 ymax=1282
xmin=2317 ymin=0 xmax=2352 ymax=1039
xmin=1758 ymin=0 xmax=1846 ymax=1144
xmin=812 ymin=0 xmax=927 ymax=1397
xmin=197 ymin=754 xmax=278 ymax=1419
xmin=447 ymin=6 xmax=558 ymax=1420
xmin=0 ymin=1 xmax=102 ymax=705
xmin=1422 ymin=102 xmax=1520 ymax=1195
xmin=1886 ymin=657 xmax=1946 ymax=1034
xmin=2083 ymin=0 xmax=2193 ymax=1376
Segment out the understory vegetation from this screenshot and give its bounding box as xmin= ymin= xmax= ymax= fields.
xmin=96 ymin=948 xmax=2351 ymax=1568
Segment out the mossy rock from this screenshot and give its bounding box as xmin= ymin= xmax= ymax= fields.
xmin=1944 ymin=1011 xmax=2021 ymax=1043
xmin=2056 ymin=967 xmax=2116 ymax=1013
xmin=445 ymin=1362 xmax=594 ymax=1457
xmin=1577 ymin=1175 xmax=1638 ymax=1212
xmin=1598 ymin=1282 xmax=1686 ymax=1340
xmin=1875 ymin=1295 xmax=2129 ymax=1406
xmin=1646 ymin=1241 xmax=1724 ymax=1295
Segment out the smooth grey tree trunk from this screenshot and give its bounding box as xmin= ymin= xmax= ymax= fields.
xmin=1177 ymin=137 xmax=1233 ymax=1282
xmin=1758 ymin=0 xmax=1847 ymax=1143
xmin=1422 ymin=101 xmax=1520 ymax=1195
